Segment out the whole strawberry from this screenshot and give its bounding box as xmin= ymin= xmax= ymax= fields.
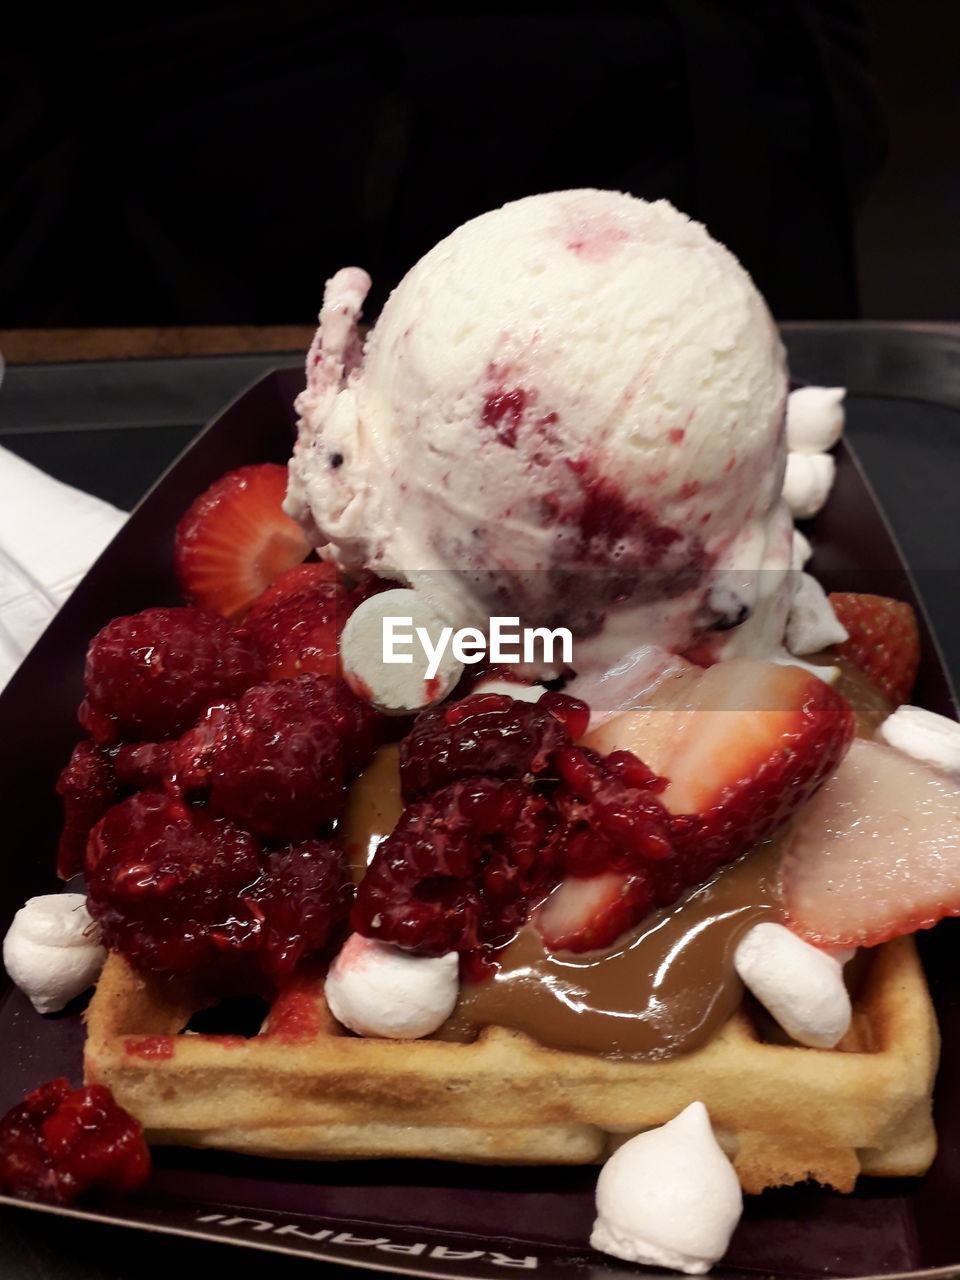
xmin=828 ymin=592 xmax=920 ymax=707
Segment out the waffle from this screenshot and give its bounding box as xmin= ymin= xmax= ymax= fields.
xmin=84 ymin=934 xmax=939 ymax=1194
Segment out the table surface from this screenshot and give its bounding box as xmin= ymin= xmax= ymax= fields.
xmin=0 ymin=326 xmax=319 ymax=365
xmin=0 ymin=323 xmax=958 ymax=1280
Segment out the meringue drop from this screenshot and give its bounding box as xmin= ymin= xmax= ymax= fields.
xmin=591 ymin=1101 xmax=742 ymax=1274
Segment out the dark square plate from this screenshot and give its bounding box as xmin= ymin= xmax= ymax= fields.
xmin=1 ymin=369 xmax=958 ymax=1280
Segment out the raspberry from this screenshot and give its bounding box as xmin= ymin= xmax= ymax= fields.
xmin=168 ymin=675 xmax=381 ymax=839
xmin=55 ymin=741 xmax=118 ymax=879
xmin=79 ymin=607 xmax=265 ymax=745
xmin=315 ymin=674 xmax=384 ymax=775
xmin=86 ymin=791 xmax=352 ymax=982
xmin=352 ymin=778 xmax=558 ymax=961
xmin=0 ymin=1078 xmax=150 ymax=1205
xmin=399 ymin=691 xmax=589 ymax=801
xmin=246 ymin=579 xmax=354 ymax=681
xmin=164 ymin=702 xmax=234 ymax=793
xmin=247 ymin=561 xmax=341 ymax=616
xmin=113 ymin=740 xmax=172 ymax=789
xmin=359 ymin=728 xmax=690 ymax=963
xmin=250 ymin=841 xmax=352 ymax=977
xmin=202 ymin=680 xmax=346 ymax=841
xmin=86 ymin=792 xmax=265 ymax=979
xmin=356 ymin=696 xmax=679 ymax=964
xmin=552 ymin=745 xmax=674 ymax=875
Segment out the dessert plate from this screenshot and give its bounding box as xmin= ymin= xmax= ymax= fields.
xmin=0 ymin=368 xmax=958 ymax=1280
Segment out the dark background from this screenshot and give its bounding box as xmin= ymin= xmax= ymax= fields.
xmin=855 ymin=0 xmax=958 ymax=319
xmin=0 ymin=2 xmax=956 ymax=331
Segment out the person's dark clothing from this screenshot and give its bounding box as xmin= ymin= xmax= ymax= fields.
xmin=0 ymin=3 xmax=886 ymax=326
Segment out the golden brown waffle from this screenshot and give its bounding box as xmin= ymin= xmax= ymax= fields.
xmin=84 ymin=934 xmax=939 ymax=1194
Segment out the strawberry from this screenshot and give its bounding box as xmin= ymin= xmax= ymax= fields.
xmin=537 ymin=659 xmax=854 ymax=952
xmin=245 ymin=579 xmax=354 ymax=681
xmin=656 ymin=659 xmax=854 ymax=837
xmin=534 ymin=869 xmax=653 ymax=952
xmin=828 ymin=592 xmax=920 ymax=707
xmin=174 ymin=464 xmax=312 ymax=619
xmin=248 ymin=561 xmax=340 ymax=617
xmin=779 ymin=737 xmax=960 ymax=948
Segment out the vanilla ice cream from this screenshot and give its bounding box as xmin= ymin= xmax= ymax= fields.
xmin=287 ymin=190 xmax=792 ymax=673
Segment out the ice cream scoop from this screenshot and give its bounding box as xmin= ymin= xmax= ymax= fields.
xmin=287 ymin=190 xmax=792 ymax=674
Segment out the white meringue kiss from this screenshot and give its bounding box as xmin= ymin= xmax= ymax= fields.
xmin=591 ymin=1102 xmax=742 ymax=1275
xmin=791 ymin=528 xmax=814 ymax=570
xmin=785 ymin=572 xmax=849 ymax=655
xmin=877 ymin=705 xmax=960 ymax=777
xmin=3 ymin=894 xmax=105 ymax=1014
xmin=783 ymin=453 xmax=836 ymax=520
xmin=339 ymin=587 xmax=464 ymax=715
xmin=785 ymin=386 xmax=845 ymax=454
xmin=325 ymin=933 xmax=459 ymax=1039
xmin=734 ymin=922 xmax=852 ymax=1049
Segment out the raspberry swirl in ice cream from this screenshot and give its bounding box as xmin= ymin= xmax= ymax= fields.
xmin=286 ymin=190 xmax=794 ymax=673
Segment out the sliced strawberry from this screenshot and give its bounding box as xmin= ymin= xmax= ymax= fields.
xmin=535 ymin=870 xmax=653 ymax=952
xmin=582 ymin=668 xmax=704 ymax=775
xmin=588 ymin=658 xmax=854 ymax=850
xmin=541 ymin=659 xmax=854 ymax=952
xmin=174 ymin=464 xmax=311 ymax=619
xmin=828 ymin=592 xmax=920 ymax=707
xmin=657 ymin=659 xmax=853 ymax=822
xmin=779 ymin=737 xmax=960 ymax=947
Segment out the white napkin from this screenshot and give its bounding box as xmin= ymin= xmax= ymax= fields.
xmin=0 ymin=445 xmax=127 ymax=690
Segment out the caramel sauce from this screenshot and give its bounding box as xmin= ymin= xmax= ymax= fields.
xmin=811 ymin=653 xmax=892 ymax=737
xmin=343 ymin=655 xmax=888 ymax=1061
xmin=436 ymin=836 xmax=784 ymax=1058
xmin=342 ymin=744 xmax=403 ymax=884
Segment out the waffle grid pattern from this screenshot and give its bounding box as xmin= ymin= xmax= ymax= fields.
xmin=84 ymin=937 xmax=940 ymax=1193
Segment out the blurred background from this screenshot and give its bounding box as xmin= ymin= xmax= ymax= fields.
xmin=0 ymin=0 xmax=956 ymax=347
